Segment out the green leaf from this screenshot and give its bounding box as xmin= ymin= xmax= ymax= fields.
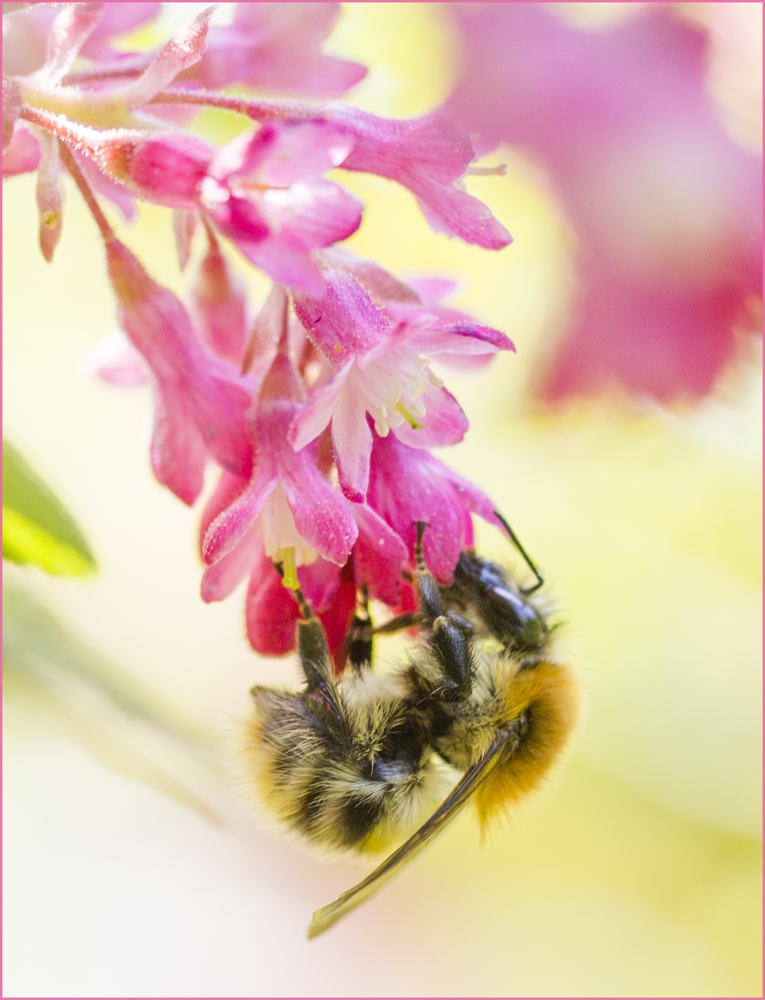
xmin=2 ymin=440 xmax=96 ymax=575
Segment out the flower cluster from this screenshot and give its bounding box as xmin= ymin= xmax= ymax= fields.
xmin=3 ymin=3 xmax=514 ymax=664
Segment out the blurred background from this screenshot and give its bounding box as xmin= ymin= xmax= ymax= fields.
xmin=3 ymin=3 xmax=761 ymax=996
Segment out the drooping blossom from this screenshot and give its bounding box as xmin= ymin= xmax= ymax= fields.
xmin=201 ymin=324 xmax=358 ymax=587
xmin=187 ymin=222 xmax=248 ymax=365
xmin=182 ymin=3 xmax=367 ymax=98
xmin=290 ymin=267 xmax=513 ymax=500
xmin=200 ymin=467 xmax=408 ymax=665
xmin=200 ymin=121 xmax=363 ymax=294
xmin=446 ymin=3 xmax=762 ymax=401
xmin=366 ymin=429 xmax=500 ymax=585
xmin=106 ymin=238 xmax=253 ymax=504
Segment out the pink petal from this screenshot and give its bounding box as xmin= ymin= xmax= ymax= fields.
xmin=405 ymin=277 xmax=459 ymax=303
xmin=321 ymin=247 xmax=421 ymax=304
xmin=228 ymin=230 xmax=325 ymax=296
xmin=392 ymin=385 xmax=469 ymax=450
xmin=187 ymin=3 xmax=366 ymax=97
xmin=121 ymin=6 xmax=215 ymax=111
xmin=350 ymin=504 xmax=408 ymax=605
xmin=367 ymin=433 xmax=497 ymax=583
xmin=281 ymin=450 xmax=358 ymax=564
xmin=403 ymin=321 xmax=515 ymax=356
xmin=105 ymin=239 xmax=252 ymax=485
xmin=150 ymin=384 xmax=207 ymax=507
xmin=202 ymin=461 xmax=278 ymax=565
xmin=331 ymin=106 xmax=512 ymax=249
xmin=413 ymin=181 xmax=513 ymax=251
xmin=173 ymin=209 xmax=198 ymax=271
xmin=201 ymin=520 xmax=260 ymax=602
xmin=318 ymin=564 xmax=357 ymax=671
xmin=292 ymin=269 xmax=391 ymax=365
xmin=79 ymin=3 xmax=160 ymax=60
xmin=35 ymin=130 xmax=63 ymax=262
xmin=2 ymin=77 xmax=22 ymax=149
xmin=288 ymin=359 xmax=352 ymax=451
xmin=216 ymin=121 xmax=353 ymax=186
xmin=2 ymin=122 xmax=41 ymax=177
xmin=447 ymin=3 xmax=762 ymax=401
xmin=267 ymin=178 xmax=363 ymax=249
xmin=189 ymin=238 xmax=248 ymax=364
xmin=199 ymin=470 xmax=251 ymax=543
xmin=330 ymin=380 xmax=372 ymax=502
xmin=36 ymin=2 xmax=104 ymax=84
xmin=80 ymin=330 xmax=150 ymax=387
xmin=246 ymin=547 xmax=300 ymax=656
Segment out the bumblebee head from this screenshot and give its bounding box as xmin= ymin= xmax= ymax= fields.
xmin=473 ymin=658 xmax=581 ymax=829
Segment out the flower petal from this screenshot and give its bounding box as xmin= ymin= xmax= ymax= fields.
xmin=202 ymin=460 xmax=278 ymax=565
xmin=79 ymin=330 xmax=150 ymax=387
xmin=331 ymin=378 xmax=373 ymax=502
xmin=246 ymin=546 xmax=300 ymax=656
xmin=350 ymin=504 xmax=408 ymax=605
xmin=266 ymin=178 xmax=362 ymax=250
xmin=34 ymin=2 xmax=104 ymax=85
xmin=288 ymin=359 xmax=353 ymax=451
xmin=2 ymin=122 xmax=41 ymax=177
xmin=331 ymin=106 xmax=512 ymax=249
xmin=293 ymin=269 xmax=391 ymax=365
xmin=188 ymin=4 xmax=366 ymax=97
xmin=281 ymin=450 xmax=358 ymax=564
xmin=35 ymin=130 xmax=63 ymax=262
xmin=392 ymin=384 xmax=468 ymax=449
xmin=201 ymin=520 xmax=260 ymax=602
xmin=403 ymin=321 xmax=515 ymax=356
xmin=150 ymin=383 xmax=207 ymax=507
xmin=121 ymin=6 xmax=215 ymax=111
xmin=3 ymin=77 xmax=22 ymax=150
xmin=189 ymin=236 xmax=248 ymax=364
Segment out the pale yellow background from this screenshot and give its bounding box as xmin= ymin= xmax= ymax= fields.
xmin=3 ymin=4 xmax=761 ymax=996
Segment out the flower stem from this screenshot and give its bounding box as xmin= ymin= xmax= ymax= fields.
xmin=57 ymin=142 xmax=115 ymax=242
xmin=150 ymin=87 xmax=323 ymax=123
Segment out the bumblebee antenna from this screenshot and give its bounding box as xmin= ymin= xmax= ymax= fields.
xmin=493 ymin=510 xmax=544 ymax=595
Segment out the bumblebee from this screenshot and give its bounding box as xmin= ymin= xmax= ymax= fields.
xmin=240 ymin=521 xmax=580 ymax=938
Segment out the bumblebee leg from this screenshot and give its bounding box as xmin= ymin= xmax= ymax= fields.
xmin=371 ymin=611 xmax=421 ymax=636
xmin=347 ymin=591 xmax=375 ymax=671
xmin=274 ymin=559 xmax=337 ymax=690
xmin=493 ymin=509 xmax=544 ymax=595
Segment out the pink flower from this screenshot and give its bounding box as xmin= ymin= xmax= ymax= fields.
xmin=447 ymin=4 xmax=762 ymax=401
xmin=200 ymin=121 xmax=363 ymax=294
xmin=105 ymin=238 xmax=252 ymax=505
xmin=201 ymin=468 xmax=408 ymax=664
xmin=183 ymin=3 xmax=367 ymax=98
xmin=366 ymin=430 xmax=500 ymax=584
xmin=188 ymin=225 xmax=248 ymax=365
xmin=328 ymin=105 xmax=513 ymax=250
xmin=201 ymin=349 xmax=358 ymax=582
xmin=290 ymin=268 xmax=513 ymax=501
xmin=2 ymin=121 xmax=41 ymax=176
xmin=2 ymin=3 xmax=160 ymax=77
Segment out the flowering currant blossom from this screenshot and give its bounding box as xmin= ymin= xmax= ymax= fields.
xmin=290 ymin=266 xmax=514 ymax=501
xmin=201 ymin=316 xmax=358 ymax=589
xmin=5 ymin=2 xmax=517 ymax=663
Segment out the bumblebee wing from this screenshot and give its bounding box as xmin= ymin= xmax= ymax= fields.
xmin=307 ymin=728 xmax=511 ymax=939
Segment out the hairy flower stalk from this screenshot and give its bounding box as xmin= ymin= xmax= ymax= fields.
xmin=4 ymin=2 xmax=516 ymax=663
